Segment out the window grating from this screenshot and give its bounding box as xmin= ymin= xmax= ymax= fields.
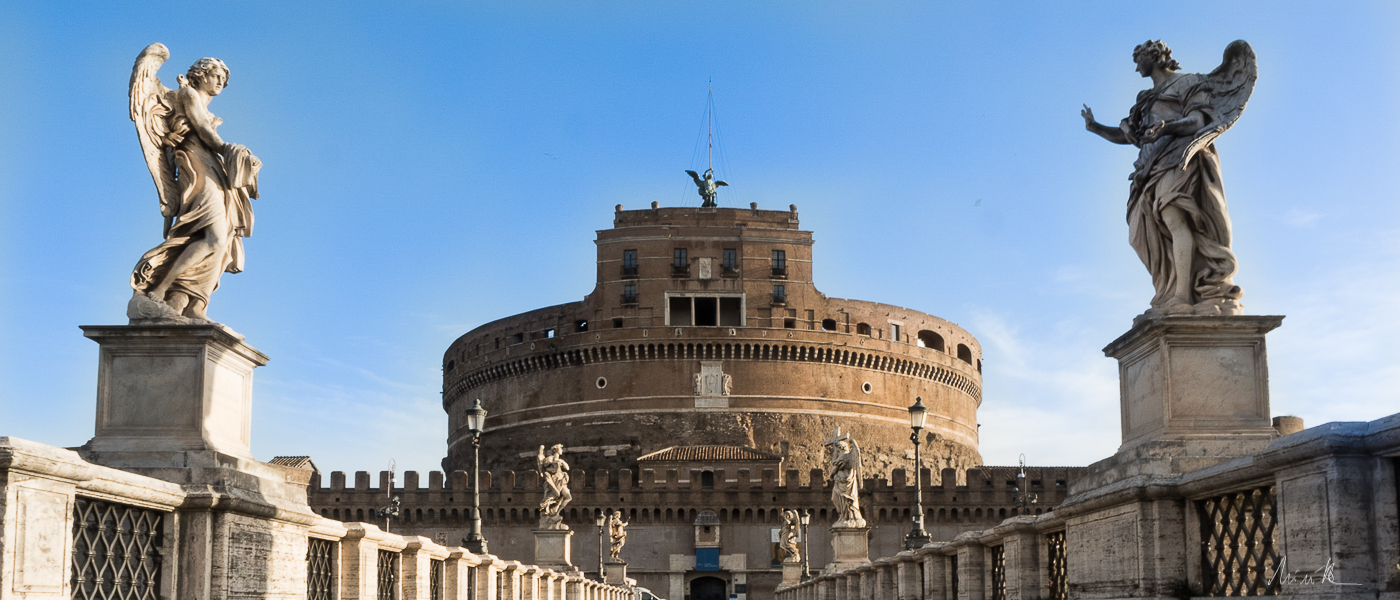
xmin=1046 ymin=530 xmax=1068 ymax=600
xmin=71 ymin=497 xmax=164 ymax=600
xmin=429 ymin=559 xmax=444 ymax=600
xmin=990 ymin=544 xmax=1007 ymax=600
xmin=1197 ymin=485 xmax=1280 ymax=596
xmin=377 ymin=549 xmax=400 ymax=600
xmin=307 ymin=538 xmax=336 ymax=600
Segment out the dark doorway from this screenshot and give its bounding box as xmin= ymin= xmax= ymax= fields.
xmin=689 ymin=576 xmax=726 ymax=600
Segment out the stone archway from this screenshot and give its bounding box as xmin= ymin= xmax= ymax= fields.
xmin=689 ymin=576 xmax=726 ymax=600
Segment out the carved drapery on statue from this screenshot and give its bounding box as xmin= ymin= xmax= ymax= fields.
xmin=779 ymin=509 xmax=801 ymax=563
xmin=1083 ymin=40 xmax=1256 ymax=319
xmin=536 ymin=444 xmax=572 ymax=529
xmin=607 ymin=512 xmax=628 ymax=561
xmin=824 ymin=428 xmax=865 ymax=528
xmin=127 ymin=43 xmax=263 ymax=325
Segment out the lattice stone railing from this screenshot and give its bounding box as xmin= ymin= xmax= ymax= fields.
xmin=1197 ymin=485 xmax=1280 ymax=597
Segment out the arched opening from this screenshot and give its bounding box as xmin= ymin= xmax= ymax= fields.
xmin=821 ymin=318 xmax=837 ymax=331
xmin=690 ymin=576 xmax=727 ymax=600
xmin=917 ymin=330 xmax=945 ymax=351
xmin=856 ymin=323 xmax=872 ymax=336
xmin=957 ymin=344 xmax=973 ymax=364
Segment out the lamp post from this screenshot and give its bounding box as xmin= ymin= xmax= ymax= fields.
xmin=462 ymin=398 xmax=488 ymax=554
xmin=798 ymin=509 xmax=811 ymax=581
xmin=1014 ymin=454 xmax=1038 ymax=510
xmin=905 ymin=397 xmax=931 ymax=550
xmin=376 ymin=459 xmax=400 ymax=532
xmin=595 ymin=509 xmax=608 ymax=581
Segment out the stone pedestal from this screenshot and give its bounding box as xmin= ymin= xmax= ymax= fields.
xmin=603 ymin=560 xmax=628 ymax=585
xmin=81 ymin=325 xmax=265 ymax=459
xmin=782 ymin=561 xmax=804 ymax=585
xmin=533 ymin=528 xmax=574 ymax=569
xmin=1077 ymin=315 xmax=1283 ymax=491
xmin=72 ymin=325 xmax=318 ymax=600
xmin=824 ymin=527 xmax=870 ymax=574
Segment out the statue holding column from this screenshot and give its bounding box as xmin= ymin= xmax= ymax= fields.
xmin=1081 ymin=40 xmax=1256 ymax=318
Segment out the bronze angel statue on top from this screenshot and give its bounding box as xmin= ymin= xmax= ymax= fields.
xmin=1082 ymin=40 xmax=1256 ymax=319
xmin=126 ymin=43 xmax=263 ymax=325
xmin=685 ymin=168 xmax=727 ymax=208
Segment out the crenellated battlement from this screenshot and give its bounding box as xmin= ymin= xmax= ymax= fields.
xmin=307 ymin=464 xmax=1086 ymax=531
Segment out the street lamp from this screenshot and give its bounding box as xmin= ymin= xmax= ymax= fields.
xmin=905 ymin=397 xmax=931 ymax=549
xmin=462 ymin=398 xmax=488 ymax=554
xmin=595 ymin=509 xmax=608 ymax=581
xmin=798 ymin=509 xmax=811 ymax=581
xmin=1014 ymin=454 xmax=1038 ymax=510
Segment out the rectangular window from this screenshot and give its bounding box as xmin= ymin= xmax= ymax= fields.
xmin=672 ymin=248 xmax=689 ymax=277
xmin=891 ymin=324 xmax=902 ymax=342
xmin=773 ymin=284 xmax=786 ymax=304
xmin=668 ymin=295 xmax=744 ymax=327
xmin=694 ymin=297 xmax=718 ymax=326
xmin=669 ymin=296 xmax=693 ymax=326
xmin=622 ymin=284 xmax=637 ymax=304
xmin=720 ymin=297 xmax=742 ymax=326
xmin=723 ymin=248 xmax=737 ymax=269
xmin=622 ymin=249 xmax=638 ymax=277
xmin=771 ymin=250 xmax=787 ymax=278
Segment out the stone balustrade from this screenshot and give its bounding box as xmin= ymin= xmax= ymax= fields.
xmin=776 ymin=412 xmax=1400 ymax=600
xmin=0 ymin=436 xmax=636 ymax=600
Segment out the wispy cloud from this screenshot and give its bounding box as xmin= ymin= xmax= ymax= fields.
xmin=971 ymin=311 xmax=1121 ymax=467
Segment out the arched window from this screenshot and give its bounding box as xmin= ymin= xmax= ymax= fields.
xmin=917 ymin=330 xmax=946 ymax=352
xmin=821 ymin=318 xmax=837 ymax=331
xmin=957 ymin=343 xmax=973 ymax=364
xmin=856 ymin=323 xmax=872 ymax=336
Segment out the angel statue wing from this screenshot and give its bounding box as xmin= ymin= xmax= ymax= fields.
xmin=129 ymin=43 xmax=187 ymax=234
xmin=1180 ymin=39 xmax=1257 ymax=169
xmin=685 ymin=170 xmax=704 ymax=186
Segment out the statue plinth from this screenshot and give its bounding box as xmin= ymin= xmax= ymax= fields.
xmin=782 ymin=561 xmax=804 ymax=585
xmin=533 ymin=528 xmax=574 ymax=569
xmin=603 ymin=560 xmax=629 ymax=585
xmin=81 ymin=324 xmax=264 ymax=458
xmin=76 ymin=325 xmax=309 ymax=508
xmin=824 ymin=526 xmax=870 ymax=574
xmin=1076 ymin=315 xmax=1283 ymax=492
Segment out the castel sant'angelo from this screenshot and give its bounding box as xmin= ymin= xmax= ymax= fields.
xmin=307 ymin=200 xmax=1083 ymax=599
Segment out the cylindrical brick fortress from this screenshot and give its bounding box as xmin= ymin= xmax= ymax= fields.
xmin=441 ymin=205 xmax=983 ymax=475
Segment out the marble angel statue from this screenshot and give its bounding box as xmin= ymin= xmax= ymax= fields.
xmin=824 ymin=428 xmax=865 ymax=528
xmin=607 ymin=512 xmax=629 ymax=561
xmin=126 ymin=43 xmax=263 ymax=325
xmin=1081 ymin=40 xmax=1256 ymax=319
xmin=536 ymin=444 xmax=573 ymax=529
xmin=779 ymin=509 xmax=801 ymax=562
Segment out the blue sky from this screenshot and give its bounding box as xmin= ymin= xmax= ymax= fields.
xmin=2 ymin=2 xmax=1397 ymax=476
